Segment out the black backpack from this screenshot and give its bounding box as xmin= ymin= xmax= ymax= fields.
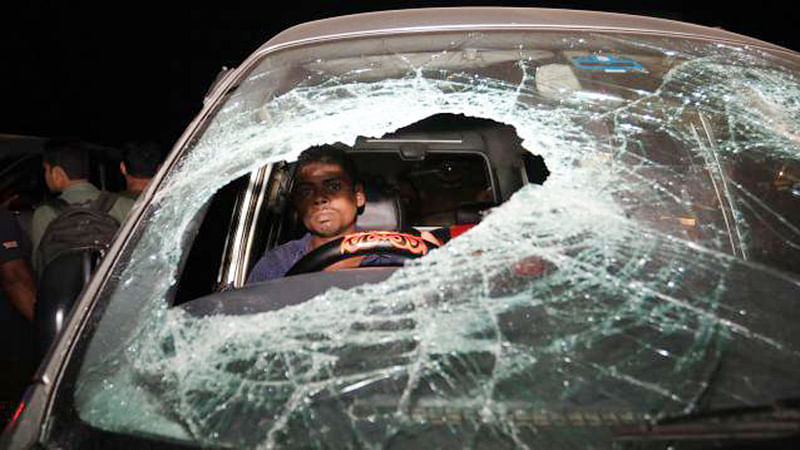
xmin=36 ymin=191 xmax=120 ymax=276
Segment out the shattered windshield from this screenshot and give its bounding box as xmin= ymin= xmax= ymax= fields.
xmin=68 ymin=30 xmax=800 ymax=448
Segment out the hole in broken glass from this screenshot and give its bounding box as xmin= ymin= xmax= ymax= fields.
xmin=175 ymin=113 xmax=548 ymax=310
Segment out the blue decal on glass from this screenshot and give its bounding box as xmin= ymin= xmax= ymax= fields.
xmin=571 ymin=54 xmax=647 ymax=74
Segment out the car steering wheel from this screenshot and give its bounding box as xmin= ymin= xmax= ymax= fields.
xmin=286 ymin=230 xmax=438 ymax=276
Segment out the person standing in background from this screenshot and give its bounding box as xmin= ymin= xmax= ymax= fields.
xmin=0 ymin=209 xmax=35 ymax=321
xmin=120 ymin=141 xmax=163 ymax=200
xmin=31 ymin=139 xmax=134 ymax=265
xmin=0 ymin=209 xmax=37 ymax=424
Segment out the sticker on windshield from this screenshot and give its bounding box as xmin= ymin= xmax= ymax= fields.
xmin=571 ymin=54 xmax=647 ymax=74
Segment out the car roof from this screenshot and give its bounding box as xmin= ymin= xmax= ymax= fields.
xmin=0 ymin=133 xmax=48 ymax=155
xmin=202 ymin=7 xmax=798 ymax=138
xmin=255 ymin=7 xmax=796 ymax=58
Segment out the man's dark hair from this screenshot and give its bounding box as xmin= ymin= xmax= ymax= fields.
xmin=295 ymin=144 xmax=360 ymax=186
xmin=43 ymin=138 xmax=91 ymax=180
xmin=123 ymin=141 xmax=162 ymax=178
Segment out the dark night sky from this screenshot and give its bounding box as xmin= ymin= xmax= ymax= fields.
xmin=2 ymin=1 xmax=798 ymax=151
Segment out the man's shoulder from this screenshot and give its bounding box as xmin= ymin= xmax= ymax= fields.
xmin=113 ymin=194 xmax=135 ymax=210
xmin=110 ymin=194 xmax=135 ymax=222
xmin=119 ymin=190 xmax=140 ymax=201
xmin=60 ymin=182 xmax=101 ymax=203
xmin=260 ymin=234 xmax=311 ymax=263
xmin=276 ymin=234 xmax=311 ymax=251
xmin=32 ymin=202 xmax=59 ymax=223
xmin=246 ymin=234 xmax=312 ymax=284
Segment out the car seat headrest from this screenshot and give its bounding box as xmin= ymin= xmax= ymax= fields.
xmin=357 ymin=184 xmax=404 ymax=231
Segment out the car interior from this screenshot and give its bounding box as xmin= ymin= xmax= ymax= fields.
xmin=174 ymin=114 xmax=549 ymax=314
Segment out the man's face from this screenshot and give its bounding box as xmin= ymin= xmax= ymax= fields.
xmin=293 ymin=162 xmax=365 ymax=238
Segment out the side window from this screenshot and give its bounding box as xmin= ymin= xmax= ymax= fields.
xmin=242 ymin=162 xmax=300 ymax=280
xmin=173 ymin=162 xmax=299 ymax=301
xmin=172 ymin=175 xmax=248 ymax=304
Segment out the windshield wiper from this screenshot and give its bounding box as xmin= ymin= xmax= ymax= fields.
xmin=614 ymin=399 xmax=800 ymax=442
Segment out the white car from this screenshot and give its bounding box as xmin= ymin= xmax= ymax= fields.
xmin=4 ymin=7 xmax=800 ymax=449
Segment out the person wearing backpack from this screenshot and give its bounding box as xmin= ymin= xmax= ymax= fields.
xmin=31 ymin=139 xmax=134 ymax=273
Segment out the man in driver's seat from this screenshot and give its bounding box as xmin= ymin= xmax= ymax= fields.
xmin=247 ymin=145 xmax=439 ymax=283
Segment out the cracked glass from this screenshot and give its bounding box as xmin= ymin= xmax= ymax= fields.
xmin=68 ymin=30 xmax=800 ymax=448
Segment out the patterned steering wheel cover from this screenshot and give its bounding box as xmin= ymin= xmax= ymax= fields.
xmin=285 ymin=231 xmax=436 ymax=276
